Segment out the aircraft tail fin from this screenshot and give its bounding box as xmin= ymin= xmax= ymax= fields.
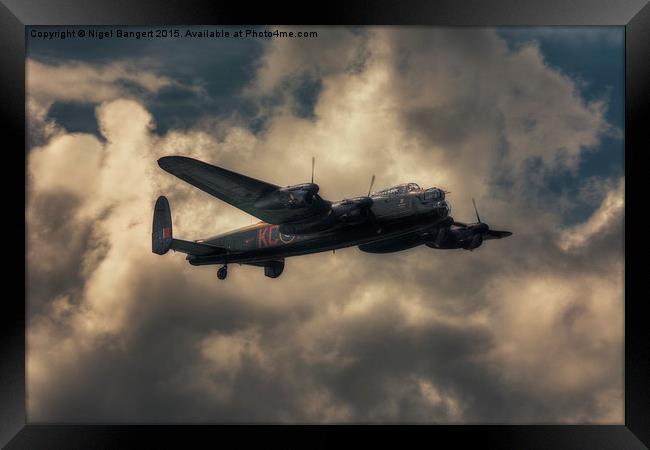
xmin=153 ymin=195 xmax=228 ymax=257
xmin=152 ymin=196 xmax=173 ymax=255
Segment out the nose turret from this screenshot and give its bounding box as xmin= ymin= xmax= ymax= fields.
xmin=437 ymin=200 xmax=450 ymax=217
xmin=424 ymin=187 xmax=445 ymax=201
xmin=420 ymin=187 xmax=450 ymax=218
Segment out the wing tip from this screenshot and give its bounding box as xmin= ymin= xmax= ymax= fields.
xmin=158 ymin=155 xmax=186 ymax=170
xmin=158 ymin=155 xmax=207 ymax=171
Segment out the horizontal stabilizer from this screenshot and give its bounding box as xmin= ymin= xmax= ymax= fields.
xmin=170 ymin=239 xmax=228 ymax=256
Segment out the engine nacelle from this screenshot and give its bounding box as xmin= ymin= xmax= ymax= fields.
xmin=425 ymin=219 xmax=482 ymax=250
xmin=278 ymin=196 xmax=373 ymax=234
xmin=254 ymin=183 xmax=320 ymax=210
xmin=332 ymin=197 xmax=373 ymax=225
xmin=463 ymin=233 xmax=483 ymax=250
xmin=264 ymin=260 xmax=285 ymax=278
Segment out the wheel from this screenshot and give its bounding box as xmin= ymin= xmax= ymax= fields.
xmin=217 ymin=266 xmax=227 ymax=280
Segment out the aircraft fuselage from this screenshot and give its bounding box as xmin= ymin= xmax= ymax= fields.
xmin=186 ymin=192 xmax=449 ymax=266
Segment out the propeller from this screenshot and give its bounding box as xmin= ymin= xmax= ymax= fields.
xmin=472 ymin=197 xmax=481 ymax=223
xmin=353 ymin=173 xmax=380 ymax=232
xmin=455 ymin=198 xmax=512 ymax=248
xmin=304 ymin=159 xmax=378 ymax=231
xmin=367 ymin=174 xmax=376 ymax=196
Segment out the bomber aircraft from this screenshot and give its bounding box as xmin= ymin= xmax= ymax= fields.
xmin=153 ymin=156 xmax=512 ymax=279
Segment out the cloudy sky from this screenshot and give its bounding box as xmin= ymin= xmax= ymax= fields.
xmin=26 ymin=26 xmax=624 ymax=423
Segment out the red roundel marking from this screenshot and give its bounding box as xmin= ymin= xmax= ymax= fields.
xmin=162 ymin=227 xmax=172 ymax=239
xmin=279 ymin=232 xmax=295 ymax=244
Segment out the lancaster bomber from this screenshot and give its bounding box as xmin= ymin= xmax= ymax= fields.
xmin=153 ymin=156 xmax=512 ymax=279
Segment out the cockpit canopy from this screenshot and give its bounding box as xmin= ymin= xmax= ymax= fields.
xmin=371 ymin=183 xmax=422 ymax=198
xmin=423 ymin=187 xmax=445 ymax=201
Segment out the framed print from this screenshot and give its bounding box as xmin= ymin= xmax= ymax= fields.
xmin=1 ymin=0 xmax=648 ymax=447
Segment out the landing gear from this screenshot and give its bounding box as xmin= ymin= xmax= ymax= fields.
xmin=264 ymin=260 xmax=284 ymax=278
xmin=217 ymin=265 xmax=228 ymax=280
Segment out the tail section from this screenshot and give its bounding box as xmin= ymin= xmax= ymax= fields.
xmin=152 ymin=196 xmax=173 ymax=255
xmin=152 ymin=195 xmax=227 ymax=257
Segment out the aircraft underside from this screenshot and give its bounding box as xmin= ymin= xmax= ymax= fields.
xmin=186 ymin=214 xmax=449 ymax=266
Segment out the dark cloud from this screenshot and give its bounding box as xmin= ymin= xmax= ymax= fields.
xmin=27 ymin=190 xmax=98 ymax=315
xmin=46 ymin=102 xmax=101 ymax=136
xmin=28 ymin=26 xmax=267 ymax=136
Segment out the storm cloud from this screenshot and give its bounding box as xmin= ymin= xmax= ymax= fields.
xmin=26 ymin=27 xmax=623 ymax=423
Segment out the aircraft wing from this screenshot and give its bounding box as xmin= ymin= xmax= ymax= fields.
xmin=158 ymin=156 xmax=319 ymax=224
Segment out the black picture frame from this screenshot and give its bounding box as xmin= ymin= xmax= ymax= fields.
xmin=1 ymin=0 xmax=647 ymax=447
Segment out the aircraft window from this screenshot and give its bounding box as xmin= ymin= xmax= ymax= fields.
xmin=372 ymin=183 xmax=421 ymax=197
xmin=424 ymin=188 xmax=444 ymax=200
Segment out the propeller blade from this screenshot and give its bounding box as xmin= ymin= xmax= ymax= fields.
xmin=368 ymin=174 xmax=376 ymax=196
xmin=472 ymin=198 xmax=481 ymax=223
xmin=311 ymin=156 xmax=315 ymax=184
